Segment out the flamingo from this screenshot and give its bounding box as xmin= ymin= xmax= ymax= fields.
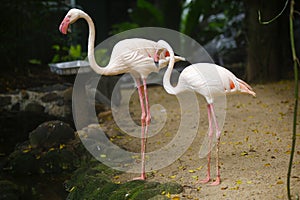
xmin=158 ymin=40 xmax=255 ymax=185
xmin=59 ymin=8 xmax=185 ymax=180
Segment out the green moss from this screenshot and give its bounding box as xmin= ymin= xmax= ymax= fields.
xmin=0 ymin=180 xmax=20 ymax=200
xmin=158 ymin=182 xmax=183 ymax=194
xmin=9 ymin=152 xmax=39 ymax=175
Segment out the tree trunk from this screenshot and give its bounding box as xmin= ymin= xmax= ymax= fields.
xmin=244 ymin=0 xmax=290 ymax=82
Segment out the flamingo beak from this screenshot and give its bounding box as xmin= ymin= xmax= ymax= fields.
xmin=59 ymin=17 xmax=70 ymax=34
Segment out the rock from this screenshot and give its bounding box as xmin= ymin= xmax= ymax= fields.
xmin=40 ymin=148 xmax=79 ymax=173
xmin=63 ymin=87 xmax=73 ymax=102
xmin=25 ymin=102 xmax=45 ymax=113
xmin=28 ymin=83 xmax=70 ymax=93
xmin=0 ymin=111 xmax=59 ymax=156
xmin=0 ymin=96 xmax=11 ymax=107
xmin=158 ymin=182 xmax=183 ymax=194
xmin=29 ymin=120 xmax=74 ymax=148
xmin=6 ymin=136 xmax=84 ymax=175
xmin=8 ymin=151 xmax=39 ymax=174
xmin=41 ymin=92 xmax=63 ymax=103
xmin=11 ymin=103 xmax=20 ymax=111
xmin=65 ymin=160 xmax=184 ymax=200
xmin=20 ymin=90 xmax=29 ymax=99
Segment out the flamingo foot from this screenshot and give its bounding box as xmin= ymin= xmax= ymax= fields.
xmin=132 ymin=173 xmax=146 ymax=180
xmin=210 ymin=176 xmax=221 ymax=186
xmin=196 ymin=176 xmax=210 ymax=184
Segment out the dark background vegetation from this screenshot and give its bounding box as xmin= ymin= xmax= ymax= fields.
xmin=0 ymin=0 xmax=299 ymax=83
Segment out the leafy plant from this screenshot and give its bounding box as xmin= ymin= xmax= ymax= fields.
xmin=110 ymin=0 xmax=164 ymax=34
xmin=51 ymin=44 xmax=86 ymax=63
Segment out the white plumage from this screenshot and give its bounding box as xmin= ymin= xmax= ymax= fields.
xmin=159 ymin=40 xmax=255 ymax=185
xmin=59 ymin=8 xmax=184 ymax=180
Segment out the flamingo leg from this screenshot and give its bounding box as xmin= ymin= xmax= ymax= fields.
xmin=197 ymin=104 xmax=213 ymax=184
xmin=143 ymin=78 xmax=151 ymax=125
xmin=209 ymin=103 xmax=221 ymax=186
xmin=133 ymin=78 xmax=147 ymax=180
xmin=141 ymin=78 xmax=151 ymax=177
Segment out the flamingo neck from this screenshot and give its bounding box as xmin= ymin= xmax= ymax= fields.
xmin=83 ymin=13 xmax=108 ymax=75
xmin=162 ymin=49 xmax=179 ymax=95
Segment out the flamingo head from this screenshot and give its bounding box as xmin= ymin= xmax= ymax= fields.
xmin=59 ymin=8 xmax=86 ymax=34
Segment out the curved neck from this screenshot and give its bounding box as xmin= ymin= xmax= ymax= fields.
xmin=82 ymin=13 xmax=108 ymax=75
xmin=162 ymin=42 xmax=180 ymax=95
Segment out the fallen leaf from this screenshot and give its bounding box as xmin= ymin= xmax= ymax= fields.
xmin=178 ymin=166 xmax=186 ymax=170
xmin=169 ymin=175 xmax=176 ymax=179
xmin=172 ymin=196 xmax=180 ymax=200
xmin=22 ymin=149 xmax=30 ymax=153
xmin=59 ymin=144 xmax=65 ymax=150
xmin=276 ymin=180 xmax=284 ymax=184
xmin=229 ymin=186 xmax=239 ymax=190
xmin=165 ymin=192 xmax=171 ymax=198
xmin=69 ymin=186 xmax=76 ymax=192
xmin=264 ymin=163 xmax=271 ymax=167
xmin=221 ymin=186 xmax=228 ymax=190
xmin=48 ymin=147 xmax=55 ymax=152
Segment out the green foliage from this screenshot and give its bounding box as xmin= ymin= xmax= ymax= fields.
xmin=135 ymin=0 xmax=164 ymax=25
xmin=111 ymin=22 xmax=139 ymax=35
xmin=181 ymin=0 xmax=244 ymax=43
xmin=110 ymin=0 xmax=164 ymax=34
xmin=0 ymin=0 xmax=68 ymax=69
xmin=111 ymin=0 xmax=244 ymax=48
xmin=51 ymin=44 xmax=86 ymax=63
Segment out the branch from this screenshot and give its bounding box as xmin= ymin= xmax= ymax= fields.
xmin=287 ymin=0 xmax=299 ymax=199
xmin=258 ymin=0 xmax=289 ymax=24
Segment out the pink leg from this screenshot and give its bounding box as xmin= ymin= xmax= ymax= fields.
xmin=197 ymin=104 xmax=213 ymax=184
xmin=133 ymin=79 xmax=147 ymax=180
xmin=209 ymin=104 xmax=221 ymax=186
xmin=143 ymin=79 xmax=151 ymax=126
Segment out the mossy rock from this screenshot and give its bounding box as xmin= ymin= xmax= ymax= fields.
xmin=29 ymin=120 xmax=74 ymax=148
xmin=64 ymin=159 xmax=183 ymax=200
xmin=9 ymin=151 xmax=39 ymax=174
xmin=130 ymin=188 xmax=162 ymax=200
xmin=158 ymin=182 xmax=183 ymax=194
xmin=108 ymin=180 xmax=148 ymax=200
xmin=90 ymin=182 xmax=120 ymax=199
xmin=67 ymin=177 xmax=111 ymax=200
xmin=0 ymin=180 xmax=20 ymax=200
xmin=65 ymin=162 xmax=120 ymax=200
xmin=43 ymin=148 xmax=79 ymax=173
xmin=148 ymin=195 xmax=170 ymax=200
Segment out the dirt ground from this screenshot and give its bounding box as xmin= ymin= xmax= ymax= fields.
xmin=2 ymin=67 xmax=299 ymax=199
xmin=99 ymin=80 xmax=300 ymax=199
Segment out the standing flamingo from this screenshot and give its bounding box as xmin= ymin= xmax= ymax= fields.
xmin=59 ymin=8 xmax=185 ymax=180
xmin=158 ymin=40 xmax=255 ymax=185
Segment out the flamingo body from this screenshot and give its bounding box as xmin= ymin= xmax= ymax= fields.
xmin=159 ymin=40 xmax=255 ymax=185
xmin=174 ymin=63 xmax=255 ymax=104
xmin=59 ymin=8 xmax=185 ymax=180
